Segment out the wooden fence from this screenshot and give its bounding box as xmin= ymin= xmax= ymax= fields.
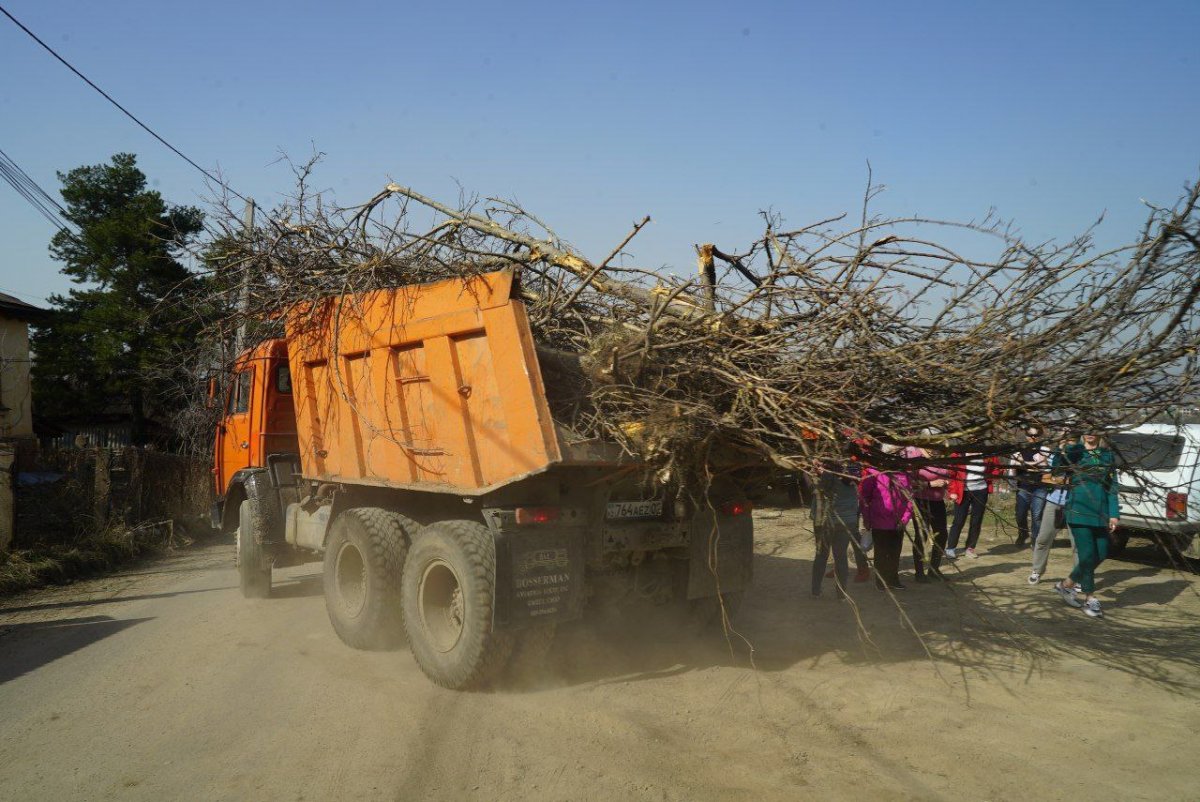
xmin=12 ymin=447 xmax=211 ymax=549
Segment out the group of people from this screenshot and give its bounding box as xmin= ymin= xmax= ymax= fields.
xmin=810 ymin=427 xmax=1120 ymax=618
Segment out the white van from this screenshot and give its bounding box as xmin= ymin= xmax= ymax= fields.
xmin=1110 ymin=423 xmax=1200 ymax=559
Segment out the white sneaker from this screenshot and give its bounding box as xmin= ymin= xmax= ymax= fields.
xmin=1055 ymin=581 xmax=1083 ymax=608
xmin=944 ymin=548 xmax=957 ymax=559
xmin=1083 ymin=598 xmax=1104 ymax=618
xmin=966 ymin=548 xmax=978 ymax=559
xmin=1027 ymin=571 xmax=1040 ymax=585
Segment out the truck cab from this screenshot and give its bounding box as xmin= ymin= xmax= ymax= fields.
xmin=211 ymin=338 xmax=298 ymax=529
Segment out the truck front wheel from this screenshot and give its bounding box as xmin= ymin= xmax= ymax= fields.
xmin=323 ymin=507 xmax=414 ymax=650
xmin=401 ymin=520 xmax=513 ymax=689
xmin=237 ymin=500 xmax=272 ymax=598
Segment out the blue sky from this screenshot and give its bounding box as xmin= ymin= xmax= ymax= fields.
xmin=1 ymin=0 xmax=1197 ymax=306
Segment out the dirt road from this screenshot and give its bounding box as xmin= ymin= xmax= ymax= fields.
xmin=2 ymin=509 xmax=1198 ymax=801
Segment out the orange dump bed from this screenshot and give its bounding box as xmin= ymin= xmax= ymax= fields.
xmin=286 ymin=270 xmax=580 ymax=494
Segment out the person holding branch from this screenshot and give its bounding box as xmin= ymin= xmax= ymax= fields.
xmin=1028 ymin=431 xmax=1077 ymax=585
xmin=1012 ymin=425 xmax=1051 ymax=547
xmin=859 ymin=444 xmax=913 ymax=590
xmin=1053 ymin=432 xmax=1120 ymax=618
xmin=811 ymin=460 xmax=868 ymax=599
xmin=905 ymin=438 xmax=951 ymax=581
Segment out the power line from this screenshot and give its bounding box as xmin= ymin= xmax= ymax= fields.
xmin=0 ymin=3 xmax=251 ymax=205
xmin=0 ymin=162 xmax=63 ymax=230
xmin=0 ymin=147 xmax=71 ymax=232
xmin=0 ymin=147 xmax=68 ymax=217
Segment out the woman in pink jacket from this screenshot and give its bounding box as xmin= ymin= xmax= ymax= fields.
xmin=859 ymin=449 xmax=914 ymax=590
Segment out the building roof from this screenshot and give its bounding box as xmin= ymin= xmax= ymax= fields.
xmin=0 ymin=292 xmax=49 ymax=322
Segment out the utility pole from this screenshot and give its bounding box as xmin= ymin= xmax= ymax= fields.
xmin=235 ymin=198 xmax=255 ymax=354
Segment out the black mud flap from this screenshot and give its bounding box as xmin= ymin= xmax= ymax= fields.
xmin=493 ymin=527 xmax=585 ymax=631
xmin=686 ymin=511 xmax=754 ymax=599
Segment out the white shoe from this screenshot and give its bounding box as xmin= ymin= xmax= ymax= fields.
xmin=944 ymin=548 xmax=957 ymax=559
xmin=1027 ymin=571 xmax=1040 ymax=585
xmin=1055 ymin=581 xmax=1083 ymax=608
xmin=965 ymin=548 xmax=978 ymax=559
xmin=1083 ymin=598 xmax=1104 ymax=618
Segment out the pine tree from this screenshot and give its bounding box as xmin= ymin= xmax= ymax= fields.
xmin=33 ymin=153 xmax=204 ymax=446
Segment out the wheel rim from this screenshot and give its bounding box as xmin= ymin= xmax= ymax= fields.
xmin=418 ymin=558 xmax=464 ymax=653
xmin=335 ymin=541 xmax=367 ymax=617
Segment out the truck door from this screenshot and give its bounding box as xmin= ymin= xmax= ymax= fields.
xmin=217 ymin=366 xmax=256 ymax=495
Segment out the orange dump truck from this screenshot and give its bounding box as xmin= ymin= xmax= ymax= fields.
xmin=211 ymin=270 xmax=753 ymax=688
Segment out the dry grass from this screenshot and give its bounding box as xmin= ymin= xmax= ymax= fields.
xmin=1 ymin=526 xmax=150 ymax=595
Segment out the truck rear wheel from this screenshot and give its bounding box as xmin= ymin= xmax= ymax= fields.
xmin=323 ymin=507 xmax=414 ymax=650
xmin=401 ymin=520 xmax=513 ymax=689
xmin=237 ymin=500 xmax=272 ymax=598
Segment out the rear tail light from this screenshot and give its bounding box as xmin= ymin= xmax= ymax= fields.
xmin=1167 ymin=492 xmax=1187 ymax=520
xmin=515 ymin=507 xmax=561 ymax=525
xmin=720 ymin=500 xmax=752 ymax=517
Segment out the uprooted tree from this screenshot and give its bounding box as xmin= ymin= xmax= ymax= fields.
xmin=176 ymin=160 xmax=1200 ymax=481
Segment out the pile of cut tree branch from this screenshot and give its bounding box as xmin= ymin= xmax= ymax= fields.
xmin=185 ymin=159 xmax=1200 ymax=482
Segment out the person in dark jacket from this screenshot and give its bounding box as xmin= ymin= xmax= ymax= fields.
xmin=1012 ymin=425 xmax=1051 ymax=547
xmin=1052 ymin=433 xmax=1120 ymax=618
xmin=811 ymin=462 xmax=867 ymax=598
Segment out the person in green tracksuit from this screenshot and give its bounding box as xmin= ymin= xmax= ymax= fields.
xmin=1052 ymin=433 xmax=1120 ymax=618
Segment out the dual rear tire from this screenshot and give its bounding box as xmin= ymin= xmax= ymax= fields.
xmin=323 ymin=513 xmax=526 ymax=689
xmin=323 ymin=507 xmax=416 ymax=650
xmin=400 ymin=520 xmax=515 ymax=689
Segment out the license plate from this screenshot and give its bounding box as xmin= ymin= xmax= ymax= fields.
xmin=606 ymin=499 xmax=663 ymax=520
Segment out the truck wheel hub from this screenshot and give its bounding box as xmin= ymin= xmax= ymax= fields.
xmin=335 ymin=542 xmax=367 ymax=617
xmin=419 ymin=559 xmax=464 ymax=653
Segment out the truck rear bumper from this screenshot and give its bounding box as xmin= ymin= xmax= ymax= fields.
xmin=485 ymin=508 xmax=755 ymax=630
